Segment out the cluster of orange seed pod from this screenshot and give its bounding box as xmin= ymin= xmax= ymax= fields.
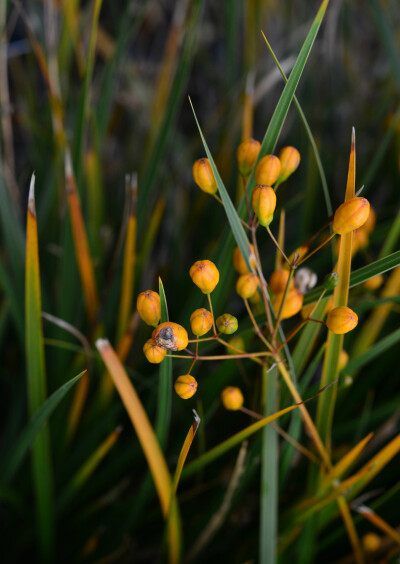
xmin=136 ymin=137 xmax=375 ymax=413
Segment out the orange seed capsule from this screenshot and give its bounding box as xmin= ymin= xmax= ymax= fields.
xmin=233 ymin=244 xmax=257 ymax=275
xmin=227 ymin=335 xmax=245 ymax=354
xmin=136 ymin=290 xmax=161 ymax=327
xmin=333 ymin=197 xmax=370 ymax=235
xmin=221 ymin=386 xmax=244 ymax=410
xmin=363 ymin=206 xmax=376 ymax=233
xmin=255 ymin=155 xmax=281 ymax=186
xmin=326 ymin=306 xmax=358 ymax=334
xmin=285 ymin=245 xmax=309 ymax=269
xmin=216 ymin=314 xmax=238 ymax=334
xmin=364 ymin=274 xmax=384 ymax=291
xmin=338 ymin=349 xmax=349 ymax=371
xmin=269 ymin=269 xmax=293 ymax=293
xmin=143 ymin=339 xmax=167 ymax=364
xmin=251 ymin=184 xmax=277 ymax=227
xmin=273 ymin=288 xmax=304 ymax=320
xmin=236 ymin=138 xmax=261 ymax=177
xmin=153 ymin=321 xmax=189 ymax=351
xmin=192 ymin=158 xmax=218 ymax=194
xmin=236 ymin=273 xmax=259 ymax=299
xmin=174 ymin=375 xmax=198 ymax=399
xmin=190 ymin=308 xmax=213 ymax=336
xmin=278 ymin=146 xmax=301 ymax=182
xmin=362 ymin=533 xmax=381 ymax=553
xmin=189 ymin=260 xmax=220 ymax=294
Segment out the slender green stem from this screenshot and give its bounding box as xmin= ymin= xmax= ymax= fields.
xmin=207 ymin=293 xmax=217 ymax=335
xmin=244 ymin=299 xmax=274 ymax=352
xmin=297 ymin=232 xmax=335 ymax=266
xmin=272 ymin=268 xmax=295 ymax=339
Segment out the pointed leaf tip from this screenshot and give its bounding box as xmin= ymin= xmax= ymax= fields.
xmin=28 ymin=173 xmax=36 ymax=215
xmin=95 ymin=338 xmax=110 ymax=350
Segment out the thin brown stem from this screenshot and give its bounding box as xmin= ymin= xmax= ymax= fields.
xmin=297 ymin=232 xmax=336 ymax=266
xmin=244 ymin=299 xmax=274 ymax=352
xmin=207 ymin=293 xmax=217 ymax=335
xmin=212 ymin=193 xmax=250 ymax=229
xmin=250 ymin=225 xmax=274 ymax=334
xmin=272 ymin=268 xmax=295 ymax=339
xmin=267 ymin=226 xmax=291 ymax=266
xmin=165 ymin=351 xmax=272 ymax=361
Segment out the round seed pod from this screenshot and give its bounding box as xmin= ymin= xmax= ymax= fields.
xmin=333 ymin=197 xmax=370 ymax=235
xmin=236 ymin=273 xmax=259 ymax=299
xmin=364 ymin=274 xmax=384 ymax=291
xmin=153 ymin=321 xmax=188 ymax=351
xmin=269 ymin=269 xmax=293 ymax=294
xmin=255 ymin=155 xmax=281 ymax=186
xmin=236 ymin=138 xmax=261 ymax=177
xmin=233 ymin=244 xmax=257 ymax=275
xmin=136 ymin=290 xmax=161 ymax=327
xmin=143 ymin=339 xmax=167 ymax=364
xmin=175 ymin=375 xmax=198 ymax=399
xmin=251 ymin=184 xmax=276 ymax=227
xmin=294 ymin=267 xmax=317 ymax=294
xmin=221 ymin=386 xmax=244 ymax=411
xmin=189 ymin=260 xmax=220 ymax=294
xmin=362 ymin=533 xmax=381 ymax=553
xmin=277 ymin=146 xmax=301 ymax=182
xmin=190 ymin=308 xmax=213 ymax=336
xmin=324 ymin=272 xmax=339 ymax=291
xmin=227 ymin=335 xmax=245 ymax=354
xmin=192 ymin=158 xmax=218 ymax=194
xmin=326 ymin=306 xmax=358 ymax=334
xmin=273 ymin=288 xmax=303 ymax=320
xmin=216 ymin=314 xmax=238 ymax=335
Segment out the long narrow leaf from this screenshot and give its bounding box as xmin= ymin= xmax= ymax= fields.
xmin=95 ymin=339 xmax=181 ymax=563
xmin=2 ymin=370 xmax=86 ymax=483
xmin=25 ymin=174 xmax=54 ymax=562
xmin=156 ymin=277 xmax=172 ymax=448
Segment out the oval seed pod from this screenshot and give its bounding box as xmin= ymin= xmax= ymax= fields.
xmin=233 ymin=244 xmax=257 ymax=275
xmin=273 ymin=288 xmax=303 ymax=320
xmin=237 ymin=138 xmax=261 ymax=177
xmin=175 ymin=375 xmax=198 ymax=399
xmin=153 ymin=321 xmax=188 ymax=351
xmin=326 ymin=306 xmax=358 ymax=334
xmin=236 ymin=273 xmax=259 ymax=299
xmin=285 ymin=245 xmax=309 ymax=269
xmin=277 ymin=146 xmax=301 ymax=182
xmin=143 ymin=339 xmax=167 ymax=364
xmin=192 ymin=158 xmax=218 ymax=194
xmin=190 ymin=308 xmax=213 ymax=336
xmin=136 ymin=290 xmax=161 ymax=327
xmin=364 ymin=274 xmax=384 ymax=291
xmin=251 ymin=184 xmax=276 ymax=227
xmin=363 ymin=205 xmax=376 ymax=234
xmin=333 ymin=197 xmax=370 ymax=235
xmin=221 ymin=386 xmax=244 ymax=410
xmin=338 ymin=349 xmax=349 ymax=371
xmin=255 ymin=155 xmax=281 ymax=186
xmin=189 ymin=260 xmax=220 ymax=294
xmin=269 ymin=269 xmax=293 ymax=293
xmin=216 ymin=314 xmax=238 ymax=335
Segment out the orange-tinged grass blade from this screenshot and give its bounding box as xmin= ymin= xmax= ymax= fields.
xmin=182 ymin=403 xmax=300 ymax=478
xmin=66 ymin=371 xmax=89 ymax=440
xmin=169 ymin=410 xmax=201 ymax=508
xmin=354 ymin=505 xmax=400 ymax=546
xmin=25 ymin=174 xmax=54 ymax=562
xmin=337 ymin=497 xmax=364 ymax=564
xmin=321 ymin=433 xmax=374 ymax=489
xmin=116 ymin=174 xmax=137 ymax=342
xmin=352 ymin=265 xmax=400 ymax=359
xmin=59 ymin=426 xmax=121 ymax=512
xmin=99 ymin=312 xmax=140 ymax=405
xmin=149 ymin=0 xmax=191 ymax=138
xmin=95 ymin=339 xmax=181 ymax=563
xmin=316 ymin=129 xmax=356 ymax=451
xmin=65 ymin=150 xmax=99 ymax=323
xmin=138 ymin=198 xmax=166 ymax=269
